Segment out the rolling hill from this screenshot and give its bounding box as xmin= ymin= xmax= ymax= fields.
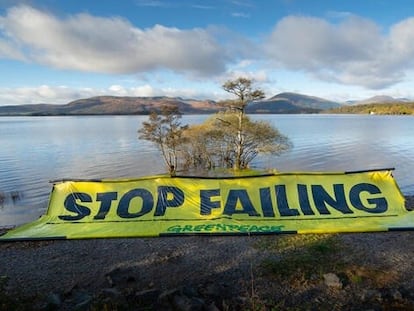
xmin=0 ymin=96 xmax=219 ymax=116
xmin=350 ymin=95 xmax=410 ymax=105
xmin=0 ymin=93 xmax=342 ymax=116
xmin=246 ymin=92 xmax=342 ymax=114
xmin=3 ymin=92 xmax=411 ymax=116
xmin=327 ymin=102 xmax=414 ymax=115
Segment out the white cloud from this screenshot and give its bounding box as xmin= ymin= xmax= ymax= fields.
xmin=0 ymin=85 xmax=98 ymax=105
xmin=264 ymin=15 xmax=414 ymax=89
xmin=389 ymin=18 xmax=414 ymax=62
xmin=129 ymin=85 xmax=155 ymax=97
xmin=235 ymin=59 xmax=253 ymax=68
xmin=0 ymin=83 xmax=218 ymax=106
xmin=231 ymin=12 xmax=250 ymax=18
xmin=191 ymin=5 xmax=215 ymax=10
xmin=3 ymin=5 xmax=414 ymax=93
xmin=108 ymin=84 xmax=156 ymax=97
xmin=224 ymin=69 xmax=269 ymax=84
xmin=230 ymin=0 xmax=255 ymax=8
xmin=0 ymin=38 xmax=25 ymax=60
xmin=135 ymin=0 xmax=170 ymax=7
xmin=0 ymin=5 xmax=227 ymax=76
xmin=108 ymin=85 xmax=127 ymax=94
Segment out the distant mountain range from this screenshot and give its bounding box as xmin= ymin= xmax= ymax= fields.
xmin=0 ymin=93 xmax=411 ymax=116
xmin=0 ymin=96 xmax=218 ymax=116
xmin=346 ymin=95 xmax=411 ymax=105
xmin=246 ymin=92 xmax=341 ymax=114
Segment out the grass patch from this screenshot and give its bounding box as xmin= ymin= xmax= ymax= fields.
xmin=257 ymin=234 xmax=397 ymax=287
xmin=250 ymin=234 xmax=404 ymax=310
xmin=259 ymin=234 xmax=344 ymax=279
xmin=256 ymin=234 xmax=337 ymax=252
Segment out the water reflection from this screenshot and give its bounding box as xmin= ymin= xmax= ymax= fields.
xmin=0 ymin=190 xmax=24 ymax=208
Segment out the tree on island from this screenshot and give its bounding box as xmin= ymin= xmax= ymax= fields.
xmin=221 ymin=77 xmax=269 ymax=169
xmin=138 ymin=105 xmax=188 ymax=175
xmin=138 ymin=77 xmax=291 ymax=175
xmin=181 ymin=77 xmax=291 ymax=170
xmin=180 ymin=112 xmax=291 ymax=171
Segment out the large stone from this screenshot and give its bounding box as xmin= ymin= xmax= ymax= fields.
xmin=323 ymin=273 xmax=343 ymax=289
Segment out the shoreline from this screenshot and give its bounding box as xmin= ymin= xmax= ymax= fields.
xmin=0 ymin=195 xmax=413 ymax=309
xmin=2 ymin=232 xmax=414 ymax=310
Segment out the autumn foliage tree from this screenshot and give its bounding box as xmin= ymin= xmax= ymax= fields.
xmin=181 ymin=110 xmax=291 ymax=171
xmin=219 ymin=77 xmax=266 ymax=169
xmin=138 ymin=105 xmax=188 ymax=175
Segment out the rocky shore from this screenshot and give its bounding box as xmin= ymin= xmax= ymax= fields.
xmin=0 ymin=196 xmax=413 ymax=310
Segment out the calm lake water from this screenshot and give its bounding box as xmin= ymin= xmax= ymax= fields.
xmin=1 ymin=114 xmax=413 ymax=227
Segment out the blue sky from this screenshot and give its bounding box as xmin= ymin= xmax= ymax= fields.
xmin=1 ymin=0 xmax=414 ymax=105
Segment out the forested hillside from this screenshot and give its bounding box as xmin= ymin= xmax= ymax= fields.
xmin=327 ymin=103 xmax=414 ymax=115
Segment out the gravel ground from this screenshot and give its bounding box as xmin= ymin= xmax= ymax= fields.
xmin=0 ymin=196 xmax=413 ymax=310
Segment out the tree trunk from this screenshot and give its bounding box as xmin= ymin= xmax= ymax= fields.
xmin=234 ymin=109 xmax=243 ymax=170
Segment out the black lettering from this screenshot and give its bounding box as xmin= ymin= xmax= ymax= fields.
xmin=117 ymin=189 xmax=153 ymax=218
xmin=259 ymin=187 xmax=275 ymax=217
xmin=155 ymin=186 xmax=184 ymax=216
xmin=275 ymin=185 xmax=299 ymax=216
xmin=223 ymin=189 xmax=260 ymax=216
xmin=312 ymin=184 xmax=353 ymax=214
xmin=350 ymin=183 xmax=387 ymax=213
xmin=59 ymin=192 xmax=92 ymax=221
xmin=94 ymin=192 xmax=117 ymax=220
xmin=297 ymin=184 xmax=315 ymax=215
xmin=200 ymin=189 xmax=221 ymax=215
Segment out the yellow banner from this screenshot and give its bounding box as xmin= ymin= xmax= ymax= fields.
xmin=1 ymin=170 xmax=412 ymax=240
